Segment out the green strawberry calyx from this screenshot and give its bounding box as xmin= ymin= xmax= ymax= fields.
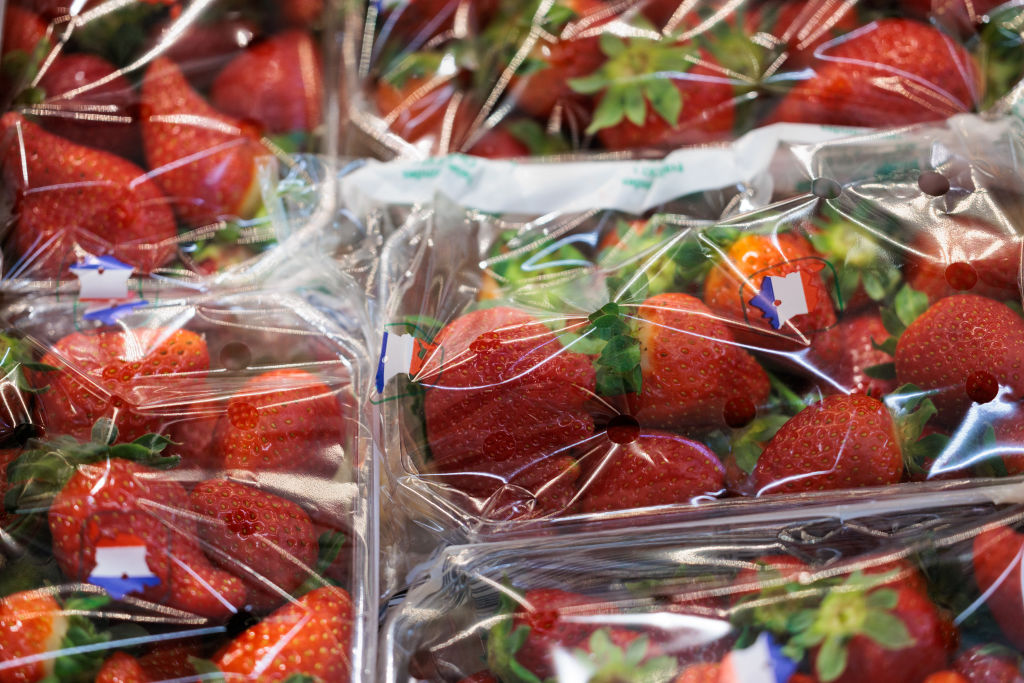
xmin=45 ymin=593 xmax=112 ymax=683
xmin=863 ymin=284 xmax=930 ymax=380
xmin=569 ymin=34 xmax=698 ymax=134
xmin=667 ymin=224 xmax=741 ymax=288
xmin=781 ymin=572 xmax=915 ymax=683
xmin=5 ymin=419 xmax=178 ymax=517
xmin=586 ymin=300 xmax=643 ymax=398
xmin=570 ymin=629 xmax=677 ymax=683
xmin=487 ymin=591 xmax=546 ymax=683
xmin=884 ymin=384 xmax=949 ymax=477
xmin=0 ymin=333 xmax=55 ymax=394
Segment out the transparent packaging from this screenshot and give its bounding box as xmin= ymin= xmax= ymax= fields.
xmin=0 ymin=0 xmax=342 ymax=286
xmin=0 ymin=277 xmax=376 ymax=682
xmin=373 ymin=114 xmax=1024 ymax=561
xmin=345 ymin=0 xmax=1024 ymax=159
xmin=381 ymin=484 xmax=1024 ymax=683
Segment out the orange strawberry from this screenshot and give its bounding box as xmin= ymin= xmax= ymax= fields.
xmin=140 ymin=57 xmax=268 ymax=228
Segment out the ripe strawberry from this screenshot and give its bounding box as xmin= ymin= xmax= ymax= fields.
xmin=954 ymin=644 xmax=1024 ymax=682
xmin=618 ymin=293 xmax=770 ymax=430
xmin=750 ymin=394 xmax=904 ymax=494
xmin=569 ymin=39 xmax=735 ymax=150
xmin=0 ymin=590 xmax=109 ymax=683
xmin=35 ymin=328 xmax=210 ymax=444
xmin=140 ymin=57 xmax=268 ymax=228
xmin=215 ymin=368 xmax=347 ymax=477
xmin=926 ymin=673 xmax=970 ymax=683
xmin=507 ymin=0 xmax=611 ymax=121
xmin=894 ymin=295 xmax=1024 ymax=425
xmin=423 ymin=307 xmax=595 ymax=510
xmin=212 ymin=586 xmax=354 ymax=680
xmin=566 ymin=628 xmax=677 ymax=682
xmin=374 ymin=69 xmax=475 ymax=154
xmin=96 ymin=652 xmax=149 ymax=683
xmin=0 ymin=113 xmax=176 ymax=277
xmin=382 ymin=0 xmax=494 ymax=43
xmin=465 ymin=126 xmax=529 ymax=159
xmin=904 ymin=216 xmax=1021 ymax=303
xmin=752 ymin=0 xmax=861 ymax=69
xmin=190 ymin=479 xmax=318 ymax=611
xmin=903 ymin=0 xmax=1007 ymax=33
xmin=49 ymin=459 xmax=247 ymax=619
xmin=488 ymin=589 xmax=598 ymax=680
xmin=772 ymin=19 xmax=982 ymax=127
xmin=145 ymin=17 xmax=259 ymax=90
xmin=280 ymin=0 xmax=323 ymax=27
xmin=459 ymin=673 xmax=498 ymax=683
xmin=822 ymin=313 xmax=897 ymax=396
xmin=211 ymin=31 xmax=323 ymax=134
xmin=674 ymin=663 xmax=723 ymax=683
xmin=2 ymin=6 xmax=47 ymax=56
xmin=702 ymin=231 xmax=838 ymax=354
xmin=579 ymin=428 xmax=725 ymax=513
xmin=972 ymin=525 xmax=1024 ymax=650
xmin=36 ymin=54 xmax=139 ymax=160
xmin=96 ymin=642 xmax=201 ymax=682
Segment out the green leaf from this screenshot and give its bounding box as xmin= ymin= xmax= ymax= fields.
xmin=585 ymin=86 xmax=628 ymax=134
xmin=893 ymin=285 xmax=929 ymax=329
xmin=623 ymin=85 xmax=647 ymax=126
xmin=91 ymin=419 xmax=118 ymax=446
xmin=863 ymin=363 xmax=896 ymax=380
xmin=644 ymin=78 xmax=683 ymax=126
xmin=789 ymin=627 xmax=827 ymax=650
xmin=283 ymin=675 xmax=319 ymax=683
xmin=600 ymin=32 xmax=627 ymax=58
xmin=870 ymin=336 xmax=899 ymax=357
xmin=860 ymin=610 xmax=915 ymax=650
xmin=787 ymin=608 xmax=817 ymax=633
xmin=568 ymin=72 xmax=611 ymax=95
xmin=816 ymin=634 xmax=849 ymax=683
xmin=189 ymin=657 xmax=225 ymax=681
xmin=880 ymin=307 xmax=906 ymax=338
xmin=864 ymin=589 xmax=898 ymax=610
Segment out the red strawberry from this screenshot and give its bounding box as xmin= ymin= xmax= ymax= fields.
xmin=0 ymin=113 xmax=176 ymax=277
xmin=624 ymin=293 xmax=770 ymax=430
xmin=954 ymin=645 xmax=1024 ymax=683
xmin=211 ymin=31 xmax=323 ymax=134
xmin=212 ymin=586 xmax=353 ymax=681
xmin=280 ymin=0 xmax=323 ymax=27
xmin=772 ymin=19 xmax=982 ymax=127
xmin=50 ymin=459 xmax=247 ymax=619
xmin=36 ymin=328 xmax=210 ymax=444
xmin=140 ymin=57 xmax=268 ymax=228
xmin=702 ymin=231 xmax=838 ymax=355
xmin=37 ymin=54 xmax=140 ymax=160
xmin=466 ymin=126 xmax=529 ymax=159
xmin=973 ymin=525 xmax=1024 ymax=650
xmin=215 ymin=368 xmax=347 ymax=477
xmin=903 ymin=0 xmax=1008 ymax=33
xmin=382 ymin=0 xmax=494 ymax=43
xmin=991 ymin=412 xmax=1024 ymax=475
xmin=579 ymin=428 xmax=725 ymax=513
xmin=926 ymin=674 xmax=970 ymax=683
xmin=190 ymin=479 xmax=318 ymax=611
xmin=2 ymin=6 xmax=47 ymax=56
xmin=459 ymin=674 xmax=498 ymax=683
xmin=165 ymin=399 xmax=223 ymax=472
xmin=570 ymin=40 xmax=735 ymax=150
xmin=507 ymin=0 xmax=612 ymax=122
xmin=145 ymin=17 xmax=259 ymax=90
xmin=674 ymin=663 xmax=724 ymax=683
xmin=751 ymin=394 xmax=904 ymax=495
xmin=752 ymin=0 xmax=862 ymax=69
xmin=0 ymin=590 xmax=110 ymax=683
xmin=96 ymin=652 xmax=149 ymax=683
xmin=423 ymin=307 xmax=595 ymax=512
xmin=489 ymin=589 xmax=598 ymax=680
xmin=821 ymin=313 xmax=897 ymax=396
xmin=894 ymin=295 xmax=1024 ymax=425
xmin=904 ymin=216 xmax=1021 ymax=303
xmin=565 ymin=627 xmax=676 ymax=681
xmin=374 ymin=71 xmax=477 ymax=154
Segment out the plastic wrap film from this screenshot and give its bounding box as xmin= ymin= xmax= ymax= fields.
xmin=345 ymin=0 xmax=1024 ymax=160
xmin=0 ymin=278 xmax=377 ymax=682
xmin=381 ymin=487 xmax=1024 ymax=682
xmin=372 ymin=114 xmax=1024 ymax=573
xmin=0 ymin=0 xmax=344 ymax=290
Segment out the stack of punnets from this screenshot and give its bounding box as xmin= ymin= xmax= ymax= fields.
xmin=1 ymin=1 xmax=1024 ymax=681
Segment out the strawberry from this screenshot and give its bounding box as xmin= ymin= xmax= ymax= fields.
xmin=488 ymin=588 xmax=598 ymax=680
xmin=674 ymin=663 xmax=723 ymax=683
xmin=49 ymin=459 xmax=247 ymax=619
xmin=214 ymin=368 xmax=348 ymax=478
xmin=422 ymin=307 xmax=595 ymax=511
xmin=280 ymin=0 xmax=323 ymax=27
xmin=565 ymin=628 xmax=677 ymax=682
xmin=211 ymin=30 xmax=323 ymax=134
xmin=772 ymin=19 xmax=982 ymax=128
xmin=96 ymin=652 xmax=149 ymax=683
xmin=752 ymin=0 xmax=861 ymax=69
xmin=145 ymin=17 xmax=259 ymax=90
xmin=459 ymin=674 xmax=498 ymax=683
xmin=36 ymin=54 xmax=140 ymax=160
xmin=599 ymin=293 xmax=770 ymax=430
xmin=954 ymin=644 xmax=1024 ymax=682
xmin=0 ymin=113 xmax=176 ymax=277
xmin=0 ymin=590 xmax=110 ymax=683
xmin=569 ymin=39 xmax=735 ymax=150
xmin=821 ymin=313 xmax=897 ymax=396
xmin=211 ymin=585 xmax=354 ymax=681
xmin=381 ymin=0 xmax=494 ymax=43
xmin=702 ymin=231 xmax=838 ymax=355
xmin=926 ymin=674 xmax=970 ymax=683
xmin=190 ymin=479 xmax=318 ymax=611
xmin=579 ymin=428 xmax=725 ymax=513
xmin=894 ymin=294 xmax=1024 ymax=425
xmin=465 ymin=126 xmax=529 ymax=159
xmin=373 ymin=67 xmax=475 ymax=154
xmin=35 ymin=328 xmax=210 ymax=444
xmin=140 ymin=57 xmax=268 ymax=228
xmin=972 ymin=525 xmax=1024 ymax=650
xmin=903 ymin=216 xmax=1021 ymax=303
xmin=506 ymin=0 xmax=612 ymax=122
xmin=2 ymin=6 xmax=47 ymax=56
xmin=750 ymin=394 xmax=909 ymax=495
